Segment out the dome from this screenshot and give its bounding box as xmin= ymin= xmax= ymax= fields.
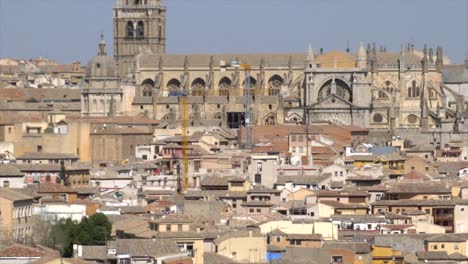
xmin=85 ymin=35 xmax=118 ymax=79
xmin=85 ymin=56 xmax=117 ymax=79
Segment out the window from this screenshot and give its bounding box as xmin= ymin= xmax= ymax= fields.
xmin=142 ymin=155 xmax=148 ymax=160
xmin=256 ymin=209 xmax=261 ymax=213
xmin=119 ymin=258 xmax=131 ymax=264
xmin=126 ymin=21 xmax=134 ymax=38
xmin=367 ymin=224 xmax=372 ymax=230
xmin=433 ymin=245 xmax=437 ymax=250
xmin=441 ymin=244 xmax=445 ymax=249
xmin=194 ymin=160 xmax=201 ymax=173
xmin=249 ymin=209 xmax=254 ymax=213
xmin=332 ymin=256 xmax=343 ymax=263
xmin=373 ymin=113 xmax=383 ymax=123
xmin=407 ymin=114 xmax=418 ymax=124
xmin=167 ymin=225 xmax=172 ymax=232
xmin=257 ymin=162 xmax=263 ymax=172
xmin=408 ymin=80 xmax=420 ymax=98
xmin=137 ymin=21 xmax=144 ymax=38
xmin=299 ymin=147 xmax=304 ymax=153
xmin=178 ymin=224 xmax=183 ymax=231
xmin=254 ymin=173 xmax=262 ymax=184
xmin=269 ymin=104 xmax=272 ymax=110
xmin=276 ymin=236 xmax=281 ymax=242
xmin=291 ymin=135 xmax=297 ymax=142
xmin=37 ymin=145 xmax=43 ymax=152
xmin=3 ymin=181 xmax=9 ymax=187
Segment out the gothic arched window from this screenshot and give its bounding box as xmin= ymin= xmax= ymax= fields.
xmin=141 ymin=79 xmax=155 ymax=97
xmin=243 ymin=76 xmax=257 ymax=96
xmin=218 ymin=77 xmax=231 ymax=96
xmin=268 ymin=75 xmax=283 ymax=96
xmin=126 ymin=21 xmax=134 ymax=38
xmin=264 ymin=114 xmax=276 ymax=126
xmin=167 ymin=79 xmax=181 ymax=96
xmin=379 ymin=80 xmax=394 ymax=99
xmin=191 ymin=78 xmax=206 ymax=96
xmin=137 ymin=21 xmax=144 ymax=38
xmin=317 ymin=79 xmax=352 ymax=102
xmin=92 ymin=99 xmax=97 ymax=112
xmin=408 ymin=80 xmax=420 ymax=98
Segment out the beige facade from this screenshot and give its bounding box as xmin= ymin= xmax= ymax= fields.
xmin=215 ymin=232 xmax=267 ymax=263
xmin=0 ymin=189 xmax=34 ymax=242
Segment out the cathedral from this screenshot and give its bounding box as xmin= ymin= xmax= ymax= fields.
xmin=82 ymin=0 xmax=468 ymax=146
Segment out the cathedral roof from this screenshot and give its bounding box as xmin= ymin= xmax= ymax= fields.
xmin=138 ymin=53 xmax=307 ymax=68
xmin=375 ymin=51 xmax=423 ymax=66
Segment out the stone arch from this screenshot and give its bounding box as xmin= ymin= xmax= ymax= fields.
xmin=268 ymin=75 xmax=283 ymax=96
xmin=243 ymin=76 xmax=257 ymax=95
xmin=141 ymin=78 xmax=155 ymax=97
xmin=137 ymin=21 xmax=144 ymax=38
xmin=287 ymin=113 xmax=302 ymax=124
xmin=377 ymin=80 xmax=396 ymax=99
xmin=317 ymin=78 xmax=352 ymax=102
xmin=218 ymin=77 xmax=232 ymax=96
xmin=92 ymin=99 xmax=97 ymax=112
xmin=191 ymin=78 xmax=206 ymax=96
xmin=167 ymin=79 xmax=181 ymax=96
xmin=99 ymin=99 xmax=105 ymax=113
xmin=126 ymin=21 xmax=134 ymax=38
xmin=264 ymin=113 xmax=277 ymax=126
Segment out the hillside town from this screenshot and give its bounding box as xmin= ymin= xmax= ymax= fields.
xmin=1 ymin=0 xmax=468 ymax=264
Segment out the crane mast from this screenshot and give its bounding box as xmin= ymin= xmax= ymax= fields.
xmin=181 ymin=95 xmax=189 ymax=193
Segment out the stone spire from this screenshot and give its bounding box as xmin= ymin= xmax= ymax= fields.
xmin=98 ymin=34 xmax=107 ymax=56
xmin=422 ymin=44 xmax=428 ymax=73
xmin=436 ymin=46 xmax=443 ymax=72
xmin=420 ymin=45 xmax=429 ymax=131
xmin=429 ymin=47 xmax=434 ymax=64
xmin=357 ymin=42 xmax=367 ymax=69
xmin=371 ymin=43 xmax=377 ymax=73
xmin=306 ymin=45 xmax=316 ymax=70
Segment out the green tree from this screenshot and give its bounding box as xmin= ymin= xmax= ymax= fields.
xmin=59 ymin=161 xmax=69 ymax=186
xmin=46 ymin=213 xmax=112 ymax=257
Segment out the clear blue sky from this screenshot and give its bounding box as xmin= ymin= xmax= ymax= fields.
xmin=0 ymin=0 xmax=466 ymax=64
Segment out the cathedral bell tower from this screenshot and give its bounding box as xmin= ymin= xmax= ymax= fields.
xmin=113 ymin=0 xmax=166 ymax=78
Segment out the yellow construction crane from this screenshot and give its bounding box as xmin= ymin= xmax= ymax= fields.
xmin=180 ymin=95 xmax=189 ymax=193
